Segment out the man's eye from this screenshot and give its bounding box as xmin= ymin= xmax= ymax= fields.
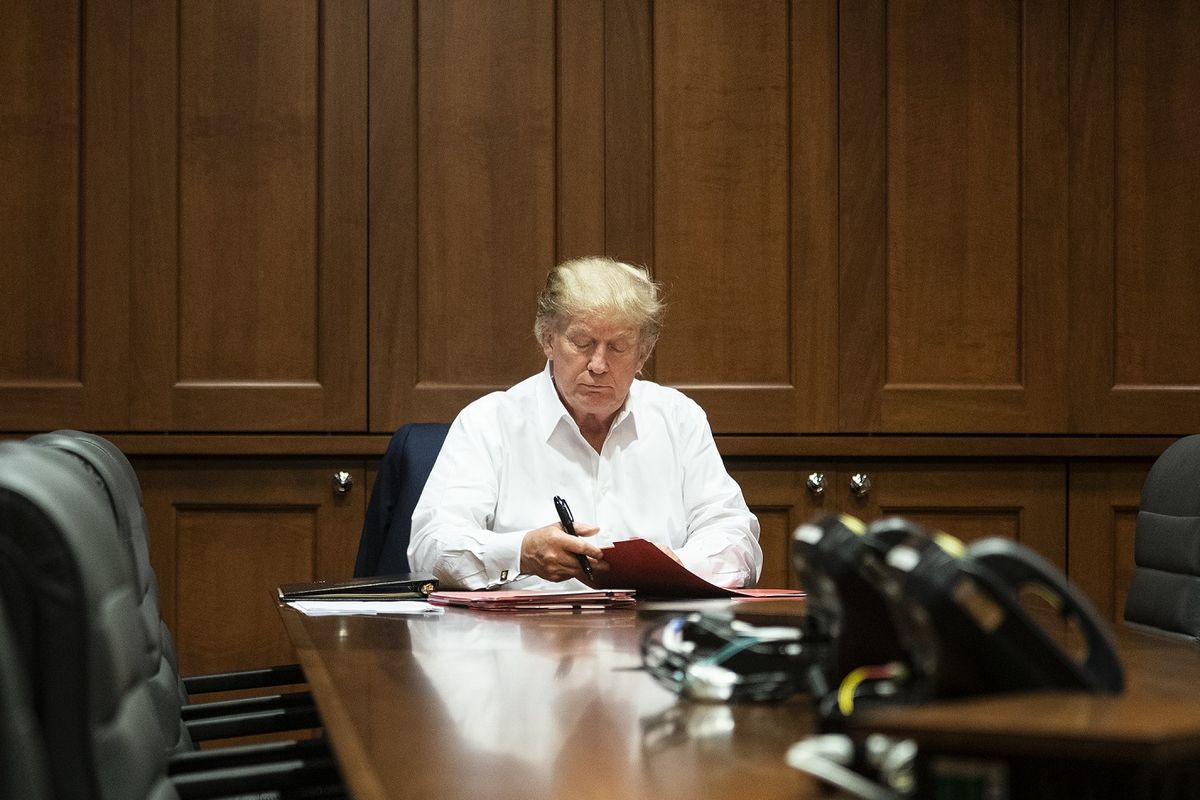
xmin=571 ymin=339 xmax=591 ymax=349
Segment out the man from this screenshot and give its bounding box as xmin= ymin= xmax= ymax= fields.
xmin=409 ymin=256 xmax=761 ymax=590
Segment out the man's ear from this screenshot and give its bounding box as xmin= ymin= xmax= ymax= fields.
xmin=541 ymin=332 xmax=555 ymax=360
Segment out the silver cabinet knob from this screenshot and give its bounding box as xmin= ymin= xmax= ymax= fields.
xmin=849 ymin=472 xmax=872 ymax=498
xmin=805 ymin=472 xmax=827 ymax=496
xmin=332 ymin=470 xmax=353 ymax=495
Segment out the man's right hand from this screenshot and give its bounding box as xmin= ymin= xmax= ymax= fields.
xmin=520 ymin=522 xmax=603 ymax=582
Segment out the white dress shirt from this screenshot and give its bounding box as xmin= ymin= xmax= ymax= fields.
xmin=409 ymin=363 xmax=762 ymax=590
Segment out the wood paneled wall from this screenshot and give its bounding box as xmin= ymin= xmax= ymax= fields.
xmin=3 ymin=0 xmax=1197 ymax=669
xmin=5 ymin=0 xmax=1196 ymax=436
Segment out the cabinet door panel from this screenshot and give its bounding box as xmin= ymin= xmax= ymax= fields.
xmin=730 ymin=462 xmax=833 ymax=589
xmin=131 ymin=0 xmax=367 ymax=430
xmin=0 ymin=1 xmax=129 ymax=428
xmin=1070 ymin=2 xmax=1200 ymax=431
xmin=372 ymin=0 xmax=840 ymax=433
xmin=840 ymin=0 xmax=1068 ymax=432
xmin=140 ymin=460 xmax=364 ymax=674
xmin=1068 ymin=462 xmax=1148 ymax=624
xmin=842 ymin=463 xmax=1067 ymax=570
xmin=651 ymin=0 xmax=839 ymax=433
xmin=371 ymin=0 xmax=563 ymax=428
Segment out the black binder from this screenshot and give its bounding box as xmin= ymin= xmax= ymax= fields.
xmin=278 ymin=573 xmax=438 ymax=600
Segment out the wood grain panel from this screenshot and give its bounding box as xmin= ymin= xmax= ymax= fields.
xmin=372 ymin=0 xmax=566 ymax=428
xmin=178 ymin=2 xmax=319 ymax=383
xmin=841 ymin=0 xmax=1069 ymax=432
xmin=0 ymin=0 xmax=129 ymax=428
xmin=1068 ymin=462 xmax=1148 ymax=624
xmin=843 ymin=462 xmax=1067 ymax=570
xmin=604 ymin=0 xmax=654 ymax=269
xmin=140 ymin=459 xmax=365 ymax=674
xmin=557 ymin=0 xmax=606 ymax=261
xmin=177 ymin=507 xmax=316 ymax=674
xmin=651 ymin=0 xmax=838 ymax=433
xmin=729 ymin=461 xmax=833 ymax=590
xmin=654 ymin=1 xmax=789 ymax=383
xmin=886 ymin=1 xmax=1020 ymax=387
xmin=417 ymin=0 xmax=555 ymax=384
xmin=131 ymin=0 xmax=366 ymax=430
xmin=1069 ymin=1 xmax=1200 ymax=432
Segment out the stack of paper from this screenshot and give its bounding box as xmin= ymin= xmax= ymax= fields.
xmin=286 ymin=599 xmax=443 ymax=617
xmin=428 ymin=588 xmax=636 ymax=612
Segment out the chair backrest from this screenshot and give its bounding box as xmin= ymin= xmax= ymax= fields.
xmin=354 ymin=422 xmax=451 ymax=577
xmin=0 ymin=589 xmax=53 ymax=800
xmin=28 ymin=430 xmax=192 ymax=753
xmin=1124 ymin=434 xmax=1200 ymax=640
xmin=0 ymin=442 xmax=179 ymax=800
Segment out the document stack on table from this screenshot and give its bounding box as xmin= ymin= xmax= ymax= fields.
xmin=278 ymin=574 xmax=443 ymax=617
xmin=428 ymin=588 xmax=636 ymax=612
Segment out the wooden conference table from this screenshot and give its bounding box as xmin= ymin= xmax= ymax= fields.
xmin=279 ymin=599 xmax=1200 ymax=800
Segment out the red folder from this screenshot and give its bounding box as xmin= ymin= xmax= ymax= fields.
xmin=428 ymin=588 xmax=635 ymax=612
xmin=596 ymin=538 xmax=806 ymax=599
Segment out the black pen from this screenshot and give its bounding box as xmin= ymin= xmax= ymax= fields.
xmin=553 ymin=495 xmax=594 ymax=581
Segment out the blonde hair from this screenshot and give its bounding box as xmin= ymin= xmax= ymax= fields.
xmin=534 ymin=257 xmax=664 ymax=356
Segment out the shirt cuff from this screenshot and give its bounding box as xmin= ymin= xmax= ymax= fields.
xmin=678 ymin=549 xmax=745 ymax=589
xmin=482 ymin=530 xmax=526 ymax=587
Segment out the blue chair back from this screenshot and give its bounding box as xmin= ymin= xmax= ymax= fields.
xmin=354 ymin=423 xmax=451 ymax=576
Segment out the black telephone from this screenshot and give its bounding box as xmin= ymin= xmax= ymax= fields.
xmin=790 ymin=514 xmax=1124 ymax=720
xmin=865 ymin=519 xmax=1124 ymax=700
xmin=790 ymin=513 xmax=910 ymax=701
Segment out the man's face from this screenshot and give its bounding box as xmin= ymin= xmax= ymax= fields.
xmin=542 ymin=316 xmax=648 ymax=427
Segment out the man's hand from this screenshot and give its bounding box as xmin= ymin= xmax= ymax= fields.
xmin=520 ymin=521 xmax=603 ymax=582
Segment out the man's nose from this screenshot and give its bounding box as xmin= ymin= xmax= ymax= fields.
xmin=588 ymin=347 xmax=609 ymax=373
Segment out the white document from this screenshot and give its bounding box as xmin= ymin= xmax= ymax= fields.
xmin=287 ymin=599 xmax=444 ymax=617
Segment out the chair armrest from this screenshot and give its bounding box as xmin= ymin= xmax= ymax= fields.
xmin=168 ymin=737 xmax=330 ymax=775
xmin=180 ymin=690 xmax=313 ymax=722
xmin=182 ymin=663 xmax=306 ymax=695
xmin=170 ymin=751 xmax=344 ymax=799
xmin=184 ymin=702 xmax=321 ymax=742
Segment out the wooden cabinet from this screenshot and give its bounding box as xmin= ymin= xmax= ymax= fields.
xmin=4 ymin=0 xmax=1197 ymax=436
xmin=1068 ymin=462 xmax=1151 ymax=624
xmin=0 ymin=0 xmax=1187 ymax=666
xmin=0 ymin=0 xmax=368 ymax=433
xmin=732 ymin=460 xmax=1066 ymax=590
xmin=369 ymin=0 xmax=606 ymax=428
xmin=1068 ymin=1 xmax=1200 ymax=432
xmin=838 ymin=0 xmax=1069 ymax=433
xmin=0 ymin=2 xmax=130 ymax=429
xmin=138 ymin=459 xmax=365 ymax=675
xmin=129 ymin=0 xmax=368 ymax=431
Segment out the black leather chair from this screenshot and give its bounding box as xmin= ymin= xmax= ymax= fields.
xmin=28 ymin=430 xmax=320 ymax=752
xmin=354 ymin=422 xmax=451 ymax=576
xmin=0 ymin=590 xmax=53 ymax=800
xmin=0 ymin=442 xmax=344 ymax=800
xmin=1124 ymin=434 xmax=1200 ymax=640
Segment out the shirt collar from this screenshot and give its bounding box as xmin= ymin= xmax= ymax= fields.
xmin=534 ymin=362 xmax=639 ymax=444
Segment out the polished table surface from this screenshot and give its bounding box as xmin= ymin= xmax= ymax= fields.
xmin=279 ymin=602 xmax=1200 ymax=800
xmin=280 ymin=601 xmax=823 ymax=800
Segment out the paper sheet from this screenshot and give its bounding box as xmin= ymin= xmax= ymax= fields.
xmin=287 ymin=599 xmax=444 ymax=617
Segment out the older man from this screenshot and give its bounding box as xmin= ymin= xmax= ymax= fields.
xmin=409 ymin=256 xmax=761 ymax=590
